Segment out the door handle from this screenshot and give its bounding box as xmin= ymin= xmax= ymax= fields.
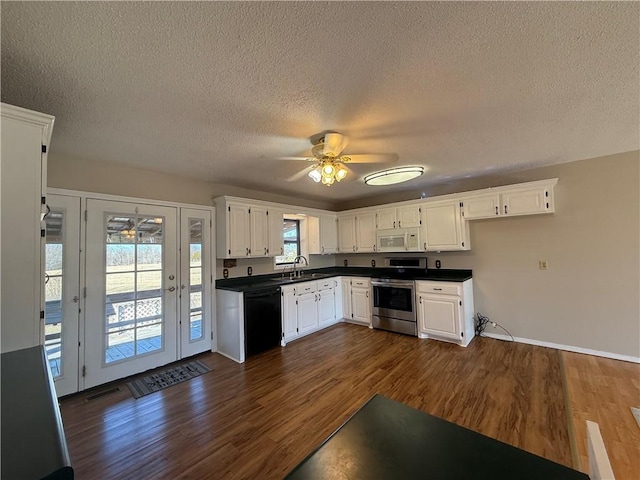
xmin=165 ymin=286 xmax=176 ymax=292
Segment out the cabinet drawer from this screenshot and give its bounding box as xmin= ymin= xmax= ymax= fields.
xmin=416 ymin=281 xmax=461 ymax=296
xmin=351 ymin=278 xmax=370 ymax=288
xmin=317 ymin=279 xmax=334 ymax=291
xmin=296 ymin=281 xmax=318 ymax=294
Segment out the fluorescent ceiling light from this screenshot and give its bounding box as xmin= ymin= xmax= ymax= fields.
xmin=364 ymin=166 xmax=424 ymax=186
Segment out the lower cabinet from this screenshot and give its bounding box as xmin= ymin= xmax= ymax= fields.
xmin=281 ymin=278 xmax=340 ymax=345
xmin=416 ymin=279 xmax=475 ymax=346
xmin=344 ymin=277 xmax=372 ymax=326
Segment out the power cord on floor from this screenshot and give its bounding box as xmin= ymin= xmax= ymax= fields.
xmin=474 ymin=312 xmax=515 ymax=342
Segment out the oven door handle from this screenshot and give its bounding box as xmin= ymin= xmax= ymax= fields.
xmin=371 ymin=281 xmax=415 ymax=288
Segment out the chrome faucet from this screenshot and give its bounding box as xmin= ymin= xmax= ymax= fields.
xmin=293 ymin=255 xmax=308 ymax=277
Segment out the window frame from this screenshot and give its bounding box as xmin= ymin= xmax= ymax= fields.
xmin=275 ymin=219 xmax=301 ymax=266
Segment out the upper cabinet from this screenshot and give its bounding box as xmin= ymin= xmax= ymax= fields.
xmin=338 ymin=211 xmax=377 ymax=253
xmin=422 ymin=199 xmax=470 ymax=252
xmin=1 ymin=103 xmax=55 ymax=353
xmin=215 ymin=198 xmax=284 ymax=258
xmin=376 ymin=204 xmax=421 ymax=230
xmin=461 ymin=179 xmax=557 ymax=220
xmin=319 ymin=214 xmax=338 ymax=254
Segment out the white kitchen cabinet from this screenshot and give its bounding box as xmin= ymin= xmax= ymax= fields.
xmin=461 ymin=193 xmax=502 ymax=220
xmin=461 ymin=180 xmax=557 ymax=220
xmin=250 ymin=205 xmax=269 ymax=257
xmin=376 ymin=204 xmax=421 ymax=230
xmin=416 ymin=280 xmax=475 ymax=347
xmin=317 ymin=284 xmax=336 ymax=328
xmin=282 ymin=279 xmax=341 ymax=345
xmin=341 ymin=278 xmax=352 ymax=320
xmin=348 ymin=277 xmax=371 ymax=326
xmin=1 ymin=104 xmax=54 ymax=353
xmin=215 ymin=198 xmax=285 ymax=258
xmin=422 ymin=199 xmax=470 ymax=251
xmin=319 ymin=214 xmax=338 ymax=254
xmin=501 ymin=185 xmax=553 ymax=216
xmin=297 ymin=290 xmax=319 ymax=336
xmin=355 ymin=211 xmax=377 ymax=253
xmin=338 ymin=215 xmax=356 ymax=253
xmin=281 ymin=285 xmax=298 ymax=344
xmin=334 ymin=277 xmax=344 ymax=319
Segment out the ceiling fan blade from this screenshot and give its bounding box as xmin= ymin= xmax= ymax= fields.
xmin=285 ymin=165 xmax=316 ymax=182
xmin=323 ymin=133 xmax=349 ymax=157
xmin=277 ymin=156 xmax=314 ymax=161
xmin=343 ymin=153 xmax=398 ymax=164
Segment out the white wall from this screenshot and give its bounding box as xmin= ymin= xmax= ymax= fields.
xmin=338 ymin=151 xmax=640 ymax=359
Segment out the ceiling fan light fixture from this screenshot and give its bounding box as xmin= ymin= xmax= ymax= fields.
xmin=364 ymin=166 xmax=425 ymax=186
xmin=308 ymin=168 xmax=322 ymax=183
xmin=335 ymin=165 xmax=348 ymax=181
xmin=322 ymin=163 xmax=335 ymax=176
xmin=321 ymin=175 xmax=335 ymax=186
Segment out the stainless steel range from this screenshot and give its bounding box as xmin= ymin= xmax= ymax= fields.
xmin=371 ymin=278 xmax=417 ymax=336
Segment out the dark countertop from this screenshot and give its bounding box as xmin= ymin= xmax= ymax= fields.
xmin=216 ymin=267 xmax=472 ymax=292
xmin=285 ymin=394 xmax=588 ymax=480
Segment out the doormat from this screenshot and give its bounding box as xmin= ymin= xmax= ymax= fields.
xmin=126 ymin=360 xmax=211 ymax=399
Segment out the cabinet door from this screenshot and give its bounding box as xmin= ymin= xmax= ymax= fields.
xmin=423 ymin=200 xmax=465 ymax=251
xmin=228 ymin=203 xmax=250 ymax=257
xmin=282 ymin=287 xmax=298 ymax=341
xmin=397 ymin=205 xmax=421 ymax=228
xmin=250 ymin=206 xmax=269 ymax=257
xmin=419 ymin=294 xmax=461 ymax=341
xmin=268 ymin=208 xmax=284 ymax=257
xmin=351 ymin=286 xmax=371 ymax=325
xmin=356 ymin=212 xmax=377 ymax=252
xmin=502 ymin=187 xmax=550 ymax=216
xmin=317 ymin=288 xmax=336 ymax=327
xmin=461 ymin=193 xmax=501 ymax=220
xmin=297 ymin=292 xmax=318 ymax=336
xmin=376 ymin=207 xmax=397 ymax=230
xmin=341 ymin=278 xmax=352 ymax=320
xmin=338 ymin=215 xmax=356 ymax=253
xmin=320 ymin=215 xmax=338 ymax=254
xmin=333 ymin=278 xmax=343 ymax=320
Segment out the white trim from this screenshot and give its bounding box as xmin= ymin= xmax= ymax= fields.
xmin=482 ymin=332 xmax=640 ymax=364
xmin=48 ymin=187 xmax=215 ymax=211
xmin=215 ymin=350 xmax=244 ymax=364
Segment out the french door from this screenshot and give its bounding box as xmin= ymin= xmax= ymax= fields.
xmin=179 ymin=208 xmax=212 ymax=358
xmin=44 ymin=194 xmax=81 ymax=396
xmin=84 ymin=200 xmax=179 ymax=389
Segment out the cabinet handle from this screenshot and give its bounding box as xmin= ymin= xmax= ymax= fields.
xmin=433 ymin=288 xmax=442 ymax=291
xmin=419 ymin=296 xmax=422 ymax=304
xmin=321 ymin=246 xmax=324 ymax=253
xmin=504 ymin=205 xmax=508 ymax=214
xmin=366 ymin=291 xmax=369 ymax=298
xmin=373 ymin=245 xmax=376 ymax=251
xmin=246 ymin=247 xmax=249 ymax=256
xmin=318 ymin=293 xmax=321 ymax=300
xmin=264 ymin=247 xmax=267 ymax=255
xmin=398 ymin=221 xmax=401 ymax=228
xmin=423 ymin=242 xmax=427 ymax=250
xmin=353 ymin=245 xmax=356 ymax=252
xmin=393 ymin=221 xmax=396 ymax=228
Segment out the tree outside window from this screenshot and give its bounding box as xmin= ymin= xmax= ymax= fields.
xmin=275 ymin=219 xmax=300 ymax=265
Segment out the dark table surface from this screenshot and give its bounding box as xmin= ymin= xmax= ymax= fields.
xmin=286 ymin=394 xmax=588 ymax=480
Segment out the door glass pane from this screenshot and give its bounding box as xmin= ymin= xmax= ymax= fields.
xmin=45 ymin=211 xmax=65 ymax=377
xmin=104 ymin=215 xmax=164 ymax=364
xmin=189 ymin=219 xmax=204 ymax=341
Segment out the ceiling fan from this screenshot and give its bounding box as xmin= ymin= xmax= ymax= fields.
xmin=282 ymin=132 xmax=397 ymax=186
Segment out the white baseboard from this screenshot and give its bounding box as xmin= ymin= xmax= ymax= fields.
xmin=481 ymin=332 xmax=640 ymax=364
xmin=215 ymin=350 xmax=244 ymax=364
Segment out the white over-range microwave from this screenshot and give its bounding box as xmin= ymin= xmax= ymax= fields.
xmin=376 ymin=227 xmax=422 ymax=252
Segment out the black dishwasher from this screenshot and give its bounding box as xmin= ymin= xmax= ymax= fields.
xmin=244 ymin=287 xmax=282 ymax=357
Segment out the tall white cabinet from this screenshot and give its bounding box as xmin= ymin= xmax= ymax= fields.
xmin=1 ymin=103 xmax=55 ymax=353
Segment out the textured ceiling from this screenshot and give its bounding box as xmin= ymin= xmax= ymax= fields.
xmin=2 ymin=2 xmax=638 ymax=203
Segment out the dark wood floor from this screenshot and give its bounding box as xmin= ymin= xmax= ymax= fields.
xmin=60 ymin=324 xmax=572 ymax=479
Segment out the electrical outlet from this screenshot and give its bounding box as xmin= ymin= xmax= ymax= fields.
xmin=539 ymin=260 xmax=548 ymax=270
